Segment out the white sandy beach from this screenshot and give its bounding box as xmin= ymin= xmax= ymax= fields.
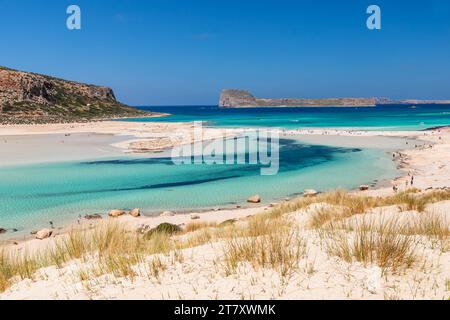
xmin=0 ymin=122 xmax=449 ymax=300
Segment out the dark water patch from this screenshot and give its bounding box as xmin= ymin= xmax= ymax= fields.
xmin=0 ymin=140 xmax=365 ymax=203
xmin=5 ymin=176 xmax=240 ymax=200
xmin=80 ymin=157 xmax=176 ymax=166
xmin=80 ymin=139 xmax=361 ymax=172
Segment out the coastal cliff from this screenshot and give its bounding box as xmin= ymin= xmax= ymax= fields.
xmin=219 ymin=89 xmax=450 ymax=108
xmin=0 ymin=66 xmax=157 ymax=124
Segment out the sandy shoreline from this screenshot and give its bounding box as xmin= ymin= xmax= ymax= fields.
xmin=0 ymin=121 xmax=449 ymax=300
xmin=0 ymin=122 xmax=447 ymax=239
xmin=0 ymin=121 xmax=448 ymax=243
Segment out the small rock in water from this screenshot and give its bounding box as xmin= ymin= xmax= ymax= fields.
xmin=84 ymin=214 xmax=103 ymax=220
xmin=160 ymin=211 xmax=175 ymax=217
xmin=303 ymin=189 xmax=319 ymax=197
xmin=0 ymin=228 xmax=7 ymax=234
xmin=359 ymin=185 xmax=370 ymax=191
xmin=108 ymin=209 xmax=127 ymax=218
xmin=129 ymin=208 xmax=141 ymax=217
xmin=36 ymin=228 xmax=53 ymax=240
xmin=247 ymin=195 xmax=261 ymax=203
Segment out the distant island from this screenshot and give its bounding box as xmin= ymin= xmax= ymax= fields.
xmin=0 ymin=66 xmax=165 ymax=124
xmin=219 ymin=89 xmax=450 ymax=108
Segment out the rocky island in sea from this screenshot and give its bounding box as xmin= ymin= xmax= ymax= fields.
xmin=219 ymin=89 xmax=450 ymax=108
xmin=0 ymin=66 xmax=165 ymax=124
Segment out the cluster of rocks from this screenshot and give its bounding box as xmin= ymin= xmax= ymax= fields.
xmin=9 ymin=190 xmax=328 ymax=242
xmin=246 ymin=189 xmax=322 ymax=204
xmin=83 ymin=214 xmax=103 ymax=220
xmin=108 ymin=208 xmax=141 ymax=218
xmin=0 ymin=227 xmax=18 ymax=235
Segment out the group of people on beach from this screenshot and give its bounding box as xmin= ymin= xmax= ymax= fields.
xmin=392 ymin=172 xmax=414 ymax=193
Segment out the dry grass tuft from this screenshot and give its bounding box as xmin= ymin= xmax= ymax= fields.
xmin=222 ymin=214 xmax=306 ymax=277
xmin=147 ymin=256 xmax=167 ymax=278
xmin=270 ymin=189 xmax=450 ymax=217
xmin=309 ymin=205 xmax=352 ymax=228
xmin=0 ymin=221 xmax=176 ymax=292
xmin=224 ymin=227 xmax=306 ymax=277
xmin=402 ymin=212 xmax=450 ymax=252
xmin=0 ymin=189 xmax=448 ymax=294
xmin=321 ymin=217 xmax=419 ymax=273
xmin=184 ymin=221 xmax=217 ymax=233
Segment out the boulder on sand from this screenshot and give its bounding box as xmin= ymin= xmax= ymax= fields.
xmin=108 ymin=209 xmax=127 ymax=218
xmin=190 ymin=214 xmax=200 ymax=220
xmin=129 ymin=208 xmax=141 ymax=217
xmin=36 ymin=228 xmax=53 ymax=240
xmin=359 ymin=185 xmax=370 ymax=191
xmin=0 ymin=228 xmax=7 ymax=234
xmin=84 ymin=214 xmax=103 ymax=220
xmin=247 ymin=195 xmax=261 ymax=203
xmin=144 ymin=223 xmax=181 ymax=240
xmin=160 ymin=211 xmax=175 ymax=217
xmin=303 ymin=189 xmax=319 ymax=197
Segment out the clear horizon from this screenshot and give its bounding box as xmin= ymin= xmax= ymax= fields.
xmin=1 ymin=0 xmax=449 ymax=105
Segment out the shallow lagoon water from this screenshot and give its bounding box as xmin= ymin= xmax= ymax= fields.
xmin=0 ymin=138 xmax=397 ymax=235
xmin=3 ymin=104 xmax=448 ymax=236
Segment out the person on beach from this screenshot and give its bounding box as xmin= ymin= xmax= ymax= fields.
xmin=411 ymin=176 xmax=414 ymax=186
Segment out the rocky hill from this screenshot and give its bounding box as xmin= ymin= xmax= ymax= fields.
xmin=219 ymin=89 xmax=450 ymax=108
xmin=0 ymin=66 xmax=160 ymax=124
xmin=219 ymin=89 xmax=377 ymax=107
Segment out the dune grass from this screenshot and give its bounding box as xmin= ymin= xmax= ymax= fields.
xmin=320 ymin=216 xmax=420 ymax=273
xmin=0 ymin=189 xmax=449 ymax=294
xmin=223 ymin=226 xmax=306 ymax=277
xmin=270 ymin=189 xmax=450 ymax=219
xmin=402 ymin=212 xmax=449 ymax=252
xmin=184 ymin=221 xmax=217 ymax=233
xmin=0 ymin=221 xmax=176 ymax=292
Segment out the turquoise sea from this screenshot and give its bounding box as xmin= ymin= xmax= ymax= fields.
xmin=1 ymin=104 xmax=450 ymax=236
xmin=131 ymin=104 xmax=450 ymax=131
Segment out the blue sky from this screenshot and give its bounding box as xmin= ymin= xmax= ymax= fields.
xmin=1 ymin=0 xmax=449 ymax=105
